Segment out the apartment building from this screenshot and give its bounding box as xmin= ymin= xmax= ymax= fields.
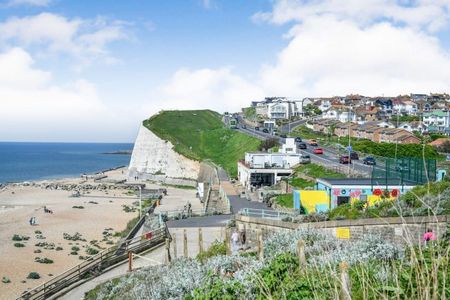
xmin=422 ymin=110 xmax=450 ymax=133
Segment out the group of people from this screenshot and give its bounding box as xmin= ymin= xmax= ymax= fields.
xmin=43 ymin=206 xmax=53 ymax=214
xmin=231 ymin=229 xmax=247 ymax=253
xmin=28 ymin=206 xmax=54 ymax=225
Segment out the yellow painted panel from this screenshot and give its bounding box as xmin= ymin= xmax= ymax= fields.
xmin=299 ymin=190 xmax=328 ymax=214
xmin=336 ymin=227 xmax=350 ymax=239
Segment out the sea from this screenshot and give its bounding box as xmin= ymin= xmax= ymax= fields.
xmin=0 ymin=142 xmax=134 ymax=184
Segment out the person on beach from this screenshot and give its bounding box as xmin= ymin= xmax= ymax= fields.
xmin=423 ymin=228 xmax=437 ymax=247
xmin=29 ymin=217 xmax=33 ymax=225
xmin=239 ymin=230 xmax=246 ymax=249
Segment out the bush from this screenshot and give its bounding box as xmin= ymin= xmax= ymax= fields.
xmin=72 ymin=206 xmax=84 ymax=209
xmin=71 ymin=246 xmax=80 ymax=252
xmin=14 ymin=243 xmax=25 ymax=248
xmin=86 ymin=247 xmax=99 ymax=256
xmin=56 ymin=246 xmax=63 ymax=251
xmin=35 ymin=257 xmax=54 ymax=264
xmin=27 ymin=272 xmax=40 ymax=279
xmin=12 ymin=234 xmax=29 ymax=241
xmin=196 ymin=240 xmax=226 ymax=262
xmin=2 ymin=276 xmax=11 ymax=283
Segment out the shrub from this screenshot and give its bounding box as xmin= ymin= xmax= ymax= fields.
xmin=196 ymin=240 xmax=226 ymax=262
xmin=72 ymin=206 xmax=84 ymax=209
xmin=34 ymin=230 xmax=42 ymax=234
xmin=71 ymin=246 xmax=80 ymax=252
xmin=14 ymin=243 xmax=25 ymax=248
xmin=27 ymin=272 xmax=40 ymax=279
xmin=12 ymin=234 xmax=29 ymax=241
xmin=33 ymin=249 xmax=42 ymax=253
xmin=35 ymin=257 xmax=54 ymax=264
xmin=2 ymin=276 xmax=11 ymax=283
xmin=55 ymin=246 xmax=63 ymax=251
xmin=86 ymin=247 xmax=99 ymax=255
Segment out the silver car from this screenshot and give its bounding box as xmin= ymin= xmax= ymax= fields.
xmin=300 ymin=154 xmax=311 ymax=164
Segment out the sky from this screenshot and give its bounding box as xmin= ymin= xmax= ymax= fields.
xmin=0 ymin=0 xmax=450 ymax=142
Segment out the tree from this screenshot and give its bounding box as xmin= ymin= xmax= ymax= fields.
xmin=259 ymin=138 xmax=280 ymax=151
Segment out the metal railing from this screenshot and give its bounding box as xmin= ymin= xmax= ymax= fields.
xmin=238 ymin=208 xmax=294 ymax=220
xmin=17 ymin=227 xmax=168 ymax=300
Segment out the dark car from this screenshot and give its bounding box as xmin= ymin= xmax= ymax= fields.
xmin=363 ymin=156 xmax=376 ymax=165
xmin=262 ymin=128 xmax=269 ymax=133
xmin=242 ymin=124 xmax=246 ymax=129
xmin=295 ymin=137 xmax=302 ymax=143
xmin=280 ymin=134 xmax=287 ymax=138
xmin=339 ymin=155 xmax=351 ymax=164
xmin=350 ymin=151 xmax=359 ymax=160
xmin=255 ymin=126 xmax=260 ymax=131
xmin=297 ymin=142 xmax=307 ymax=149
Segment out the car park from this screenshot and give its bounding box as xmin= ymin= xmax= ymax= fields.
xmin=309 ymin=139 xmax=318 ymax=146
xmin=339 ymin=155 xmax=351 ymax=164
xmin=363 ymin=156 xmax=376 ymax=165
xmin=313 ymin=148 xmax=323 ymax=154
xmin=297 ymin=142 xmax=307 ymax=149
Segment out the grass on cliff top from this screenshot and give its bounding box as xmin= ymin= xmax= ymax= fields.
xmin=143 ymin=110 xmax=260 ymax=177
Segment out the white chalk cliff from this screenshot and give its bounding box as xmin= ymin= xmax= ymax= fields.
xmin=128 ymin=124 xmax=200 ymax=179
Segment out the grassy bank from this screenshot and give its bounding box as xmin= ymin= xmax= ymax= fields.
xmin=144 ymin=110 xmax=261 ymax=177
xmin=295 ymin=163 xmax=346 ymax=179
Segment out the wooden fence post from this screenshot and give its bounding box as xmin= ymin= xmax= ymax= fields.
xmin=183 ymin=229 xmax=188 ymax=258
xmin=198 ymin=228 xmax=204 ymax=254
xmin=339 ymin=262 xmax=351 ymax=300
xmin=173 ymin=233 xmax=177 ymax=258
xmin=297 ymin=240 xmax=306 ymax=268
xmin=128 ymin=251 xmax=133 ymax=272
xmin=225 ymin=228 xmax=231 ymax=255
xmin=165 ymin=238 xmax=171 ymax=264
xmin=257 ymin=229 xmax=264 ymax=260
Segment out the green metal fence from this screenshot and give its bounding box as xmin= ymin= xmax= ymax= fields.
xmin=371 ymin=157 xmax=436 ymax=190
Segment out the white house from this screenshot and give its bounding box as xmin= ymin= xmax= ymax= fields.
xmin=238 ymin=151 xmax=301 ymax=190
xmin=281 ymin=138 xmax=297 ymax=154
xmin=423 ymin=110 xmax=450 ymax=132
xmin=323 ymin=109 xmax=356 ymax=123
xmin=393 ymin=100 xmax=418 ymax=115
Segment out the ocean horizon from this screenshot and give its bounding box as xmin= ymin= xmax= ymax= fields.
xmin=0 ymin=142 xmax=134 ymax=184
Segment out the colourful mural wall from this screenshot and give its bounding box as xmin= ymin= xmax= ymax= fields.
xmin=294 ymin=184 xmax=404 ymax=214
xmin=293 ymin=190 xmax=329 ymax=213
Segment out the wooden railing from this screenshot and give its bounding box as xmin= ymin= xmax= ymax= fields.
xmin=17 ymin=226 xmax=168 ymax=300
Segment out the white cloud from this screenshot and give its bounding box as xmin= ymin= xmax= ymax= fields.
xmin=0 ymin=13 xmax=129 ymax=66
xmin=0 ymin=48 xmax=132 ymax=142
xmin=7 ymin=0 xmax=50 ymax=7
xmin=151 ymin=0 xmax=450 ymax=114
xmin=143 ymin=67 xmax=264 ymax=114
xmin=252 ymin=0 xmax=450 ymax=32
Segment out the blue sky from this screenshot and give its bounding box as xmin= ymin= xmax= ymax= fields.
xmin=0 ymin=0 xmax=450 ymax=142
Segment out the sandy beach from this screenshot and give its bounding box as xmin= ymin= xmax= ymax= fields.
xmin=0 ymin=168 xmax=140 ymax=300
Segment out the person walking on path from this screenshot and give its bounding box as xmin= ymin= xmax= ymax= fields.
xmin=231 ymin=230 xmax=240 ymax=253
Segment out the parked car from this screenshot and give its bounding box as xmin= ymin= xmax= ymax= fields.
xmin=297 ymin=142 xmax=307 ymax=149
xmin=262 ymin=128 xmax=269 ymax=133
xmin=339 ymin=155 xmax=351 ymax=164
xmin=295 ymin=137 xmax=302 ymax=143
xmin=350 ymin=151 xmax=359 ymax=160
xmin=300 ymin=154 xmax=311 ymax=164
xmin=309 ymin=139 xmax=318 ymax=146
xmin=280 ymin=134 xmax=287 ymax=138
xmin=242 ymin=124 xmax=246 ymax=129
xmin=363 ymin=156 xmax=376 ymax=165
xmin=255 ymin=126 xmax=260 ymax=131
xmin=313 ymin=148 xmax=323 ymax=154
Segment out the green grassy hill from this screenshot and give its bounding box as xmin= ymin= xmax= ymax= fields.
xmin=143 ymin=110 xmax=261 ymax=177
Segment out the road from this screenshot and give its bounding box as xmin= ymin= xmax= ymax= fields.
xmin=235 ymin=118 xmax=373 ymax=176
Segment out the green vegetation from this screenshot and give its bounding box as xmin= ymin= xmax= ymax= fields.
xmin=14 ymin=243 xmax=25 ymax=248
xmin=72 ymin=205 xmax=84 ymax=209
xmin=27 ymin=272 xmax=40 ymax=279
xmin=162 ymin=184 xmax=196 ymax=190
xmin=2 ymin=276 xmax=10 ymax=283
xmin=291 ymin=125 xmax=322 ymax=140
xmin=275 ymin=194 xmax=294 ymax=208
xmin=34 ymin=257 xmax=54 ymax=264
xmin=196 ymin=240 xmax=227 ymax=263
xmin=289 ymin=177 xmax=315 ymax=189
xmin=12 ymin=234 xmax=29 ymax=241
xmin=390 ymin=115 xmax=420 ymax=122
xmin=242 ymin=107 xmax=256 ymax=120
xmin=295 ymin=163 xmax=345 ymax=179
xmin=144 ymin=110 xmax=261 ymax=177
xmin=86 ymin=247 xmax=99 ymax=255
xmin=116 ymin=216 xmax=140 ymax=238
